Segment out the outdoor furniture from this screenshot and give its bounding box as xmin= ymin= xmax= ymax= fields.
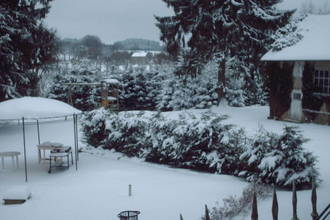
xmin=0 ymin=151 xmax=20 ymax=169
xmin=0 ymin=97 xmax=81 ymax=182
xmin=37 ymin=142 xmax=64 ymax=163
xmin=118 ymin=211 xmax=140 ymax=220
xmin=3 ymin=186 xmax=31 ymax=205
xmin=48 ymin=146 xmax=73 ymax=173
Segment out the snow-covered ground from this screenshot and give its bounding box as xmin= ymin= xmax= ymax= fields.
xmin=0 ymin=105 xmax=329 ymax=220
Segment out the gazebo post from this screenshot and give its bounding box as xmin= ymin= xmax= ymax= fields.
xmin=22 ymin=117 xmax=28 ymax=182
xmin=73 ymin=114 xmax=78 ymax=171
xmin=75 ymin=114 xmax=79 ymax=161
xmin=36 ymin=119 xmax=41 ymax=145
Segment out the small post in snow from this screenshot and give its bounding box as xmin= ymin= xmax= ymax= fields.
xmin=311 ymin=180 xmax=318 ymax=220
xmin=292 ymin=180 xmax=299 ymax=220
xmin=129 ymin=184 xmax=132 ymax=197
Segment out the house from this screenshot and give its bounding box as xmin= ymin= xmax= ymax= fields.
xmin=261 ymin=14 xmax=330 ymax=125
xmin=131 ymin=51 xmax=151 ymax=64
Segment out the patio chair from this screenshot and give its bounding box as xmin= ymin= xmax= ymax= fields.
xmin=48 ymin=147 xmax=73 ymax=173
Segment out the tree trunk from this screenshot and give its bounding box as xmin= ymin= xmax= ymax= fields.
xmin=217 ymin=59 xmax=226 ymax=104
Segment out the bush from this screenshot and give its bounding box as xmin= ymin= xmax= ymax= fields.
xmin=240 ymin=126 xmax=319 ymax=189
xmin=48 ymin=70 xmax=102 ymax=111
xmin=81 ymin=108 xmax=109 ymax=147
xmin=156 ymin=72 xmax=218 ymax=111
xmin=81 ymin=109 xmax=319 ymax=189
xmin=105 ymin=111 xmax=152 ymax=157
xmin=120 ymin=70 xmax=164 ymax=110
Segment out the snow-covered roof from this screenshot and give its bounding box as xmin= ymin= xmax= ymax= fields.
xmin=0 ymin=97 xmax=81 ymax=120
xmin=262 ymin=14 xmax=330 ymax=61
xmin=131 ymin=51 xmax=148 ymax=57
xmin=104 ymin=78 xmax=120 ymax=85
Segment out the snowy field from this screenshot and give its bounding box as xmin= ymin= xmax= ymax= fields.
xmin=0 ymin=105 xmax=329 ymax=220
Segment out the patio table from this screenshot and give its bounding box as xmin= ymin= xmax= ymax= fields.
xmin=37 ymin=142 xmax=64 ymax=163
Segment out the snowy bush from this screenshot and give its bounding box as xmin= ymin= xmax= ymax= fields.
xmin=105 ymin=111 xmax=152 ymax=157
xmin=81 ymin=109 xmax=319 ymax=189
xmin=145 ymin=112 xmax=239 ymax=173
xmin=117 ymin=60 xmax=266 ymax=111
xmin=81 ymin=108 xmax=110 ymax=147
xmin=48 ymin=70 xmax=102 ymax=111
xmin=120 ymin=70 xmax=164 ymax=110
xmin=82 ymin=109 xmax=244 ymax=174
xmin=240 ymin=126 xmax=319 ymax=189
xmin=156 ymin=71 xmax=218 ymax=111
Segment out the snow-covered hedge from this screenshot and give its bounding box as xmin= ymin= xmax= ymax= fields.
xmin=81 ymin=109 xmax=319 ymax=189
xmin=81 ymin=108 xmax=109 ymax=147
xmin=239 ymin=126 xmax=319 ymax=189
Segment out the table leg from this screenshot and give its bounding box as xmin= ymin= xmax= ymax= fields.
xmin=16 ymin=155 xmax=19 ymax=168
xmin=11 ymin=156 xmax=15 ymax=168
xmin=48 ymin=157 xmax=52 ymax=173
xmin=38 ymin=149 xmax=41 ymax=164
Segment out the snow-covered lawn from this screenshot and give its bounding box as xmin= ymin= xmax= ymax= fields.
xmin=1 ymin=105 xmax=329 ymax=220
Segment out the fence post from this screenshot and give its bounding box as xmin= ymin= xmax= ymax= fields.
xmin=180 ymin=214 xmax=183 ymax=220
xmin=204 ymin=204 xmax=210 ymax=220
xmin=311 ymin=180 xmax=318 ymax=220
xmin=251 ymin=191 xmax=258 ymax=220
xmin=272 ymin=186 xmax=278 ymax=220
xmin=292 ymin=181 xmax=299 ymax=220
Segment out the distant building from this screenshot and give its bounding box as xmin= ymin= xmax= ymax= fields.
xmin=130 ymin=51 xmax=151 ymax=64
xmin=261 ymin=14 xmax=330 ymax=125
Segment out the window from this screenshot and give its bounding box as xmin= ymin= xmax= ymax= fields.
xmin=314 ymin=70 xmax=330 ymax=95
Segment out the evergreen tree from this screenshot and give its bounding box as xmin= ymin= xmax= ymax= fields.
xmin=156 ymin=0 xmax=294 ymax=102
xmin=0 ymin=0 xmax=57 ymax=101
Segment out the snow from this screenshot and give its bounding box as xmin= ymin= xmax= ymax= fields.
xmin=0 ymin=105 xmax=329 ymax=220
xmin=0 ymin=97 xmax=81 ymax=120
xmin=262 ymin=14 xmax=330 ymax=61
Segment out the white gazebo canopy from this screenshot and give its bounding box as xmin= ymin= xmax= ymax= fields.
xmin=0 ymin=97 xmax=81 ymax=120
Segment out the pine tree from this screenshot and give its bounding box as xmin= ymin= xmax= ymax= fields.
xmin=156 ymin=0 xmax=295 ymax=102
xmin=0 ymin=0 xmax=57 ymax=101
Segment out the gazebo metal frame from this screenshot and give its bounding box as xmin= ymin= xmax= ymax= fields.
xmin=0 ymin=113 xmax=81 ymax=182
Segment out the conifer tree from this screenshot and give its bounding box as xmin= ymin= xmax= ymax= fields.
xmin=156 ymin=0 xmax=295 ymax=101
xmin=0 ymin=0 xmax=57 ymax=101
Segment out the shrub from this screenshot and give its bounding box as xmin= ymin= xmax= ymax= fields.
xmin=105 ymin=111 xmax=152 ymax=157
xmin=81 ymin=109 xmax=319 ymax=189
xmin=81 ymin=108 xmax=109 ymax=147
xmin=240 ymin=126 xmax=319 ymax=189
xmin=48 ymin=70 xmax=102 ymax=111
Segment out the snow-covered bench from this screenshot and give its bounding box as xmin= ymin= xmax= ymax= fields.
xmin=2 ymin=186 xmax=31 ymax=205
xmin=0 ymin=151 xmax=20 ymax=169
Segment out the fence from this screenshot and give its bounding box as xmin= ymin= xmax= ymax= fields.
xmin=250 ymin=181 xmax=330 ymax=220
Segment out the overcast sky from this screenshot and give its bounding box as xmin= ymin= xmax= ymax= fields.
xmin=45 ymin=0 xmax=328 ymax=44
xmin=45 ymin=0 xmax=172 ymax=44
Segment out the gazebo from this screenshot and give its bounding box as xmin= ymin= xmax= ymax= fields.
xmin=0 ymin=97 xmax=82 ymax=182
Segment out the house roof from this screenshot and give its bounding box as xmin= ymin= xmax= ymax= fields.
xmin=261 ymin=14 xmax=330 ymax=61
xmin=131 ymin=51 xmax=148 ymax=57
